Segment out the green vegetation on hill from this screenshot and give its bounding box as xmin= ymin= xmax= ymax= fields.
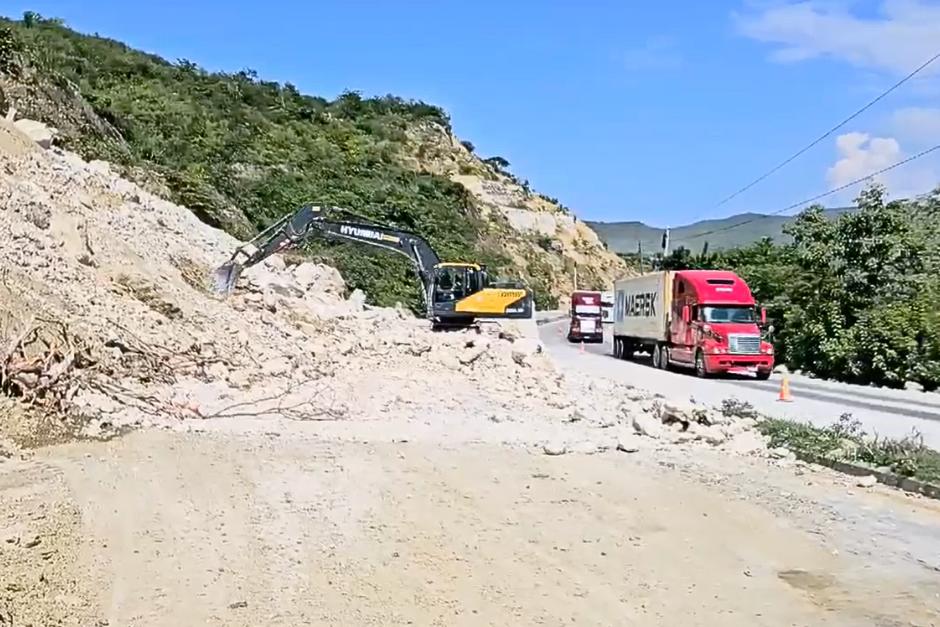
xmin=659 ymin=185 xmax=940 ymax=390
xmin=0 ymin=12 xmax=522 ymax=311
xmin=588 ymin=208 xmax=855 ymax=255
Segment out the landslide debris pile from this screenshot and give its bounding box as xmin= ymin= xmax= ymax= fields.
xmin=549 ymin=374 xmax=776 ymax=458
xmin=0 ymin=118 xmax=568 ymax=442
xmin=0 ymin=117 xmax=774 ymax=459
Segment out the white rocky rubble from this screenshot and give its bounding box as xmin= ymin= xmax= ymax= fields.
xmin=534 ymin=374 xmax=776 ymax=458
xmin=0 ymin=117 xmax=567 ymax=439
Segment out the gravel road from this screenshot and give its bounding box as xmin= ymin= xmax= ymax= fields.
xmin=542 ymin=319 xmax=940 ymax=448
xmin=2 ymin=426 xmax=939 ymax=627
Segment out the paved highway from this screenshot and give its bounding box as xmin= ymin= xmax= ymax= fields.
xmin=539 ymin=318 xmax=940 ymax=449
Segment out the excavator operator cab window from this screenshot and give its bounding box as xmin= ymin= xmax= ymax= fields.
xmin=433 ymin=267 xmax=463 ymax=303
xmin=433 ymin=266 xmax=483 ymax=303
xmin=433 ymin=268 xmax=455 ymax=303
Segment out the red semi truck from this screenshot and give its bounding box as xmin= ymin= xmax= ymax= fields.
xmin=611 ymin=270 xmax=774 ymax=379
xmin=567 ymin=290 xmax=604 ymax=343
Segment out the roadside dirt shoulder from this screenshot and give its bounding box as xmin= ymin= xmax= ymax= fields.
xmin=2 ymin=427 xmax=938 ymax=626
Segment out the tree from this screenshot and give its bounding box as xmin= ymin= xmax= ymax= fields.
xmin=780 ymin=185 xmax=935 ymax=387
xmin=659 ymin=246 xmax=694 ymax=270
xmin=20 ymin=12 xmax=63 ymax=27
xmin=484 ymin=155 xmax=510 ymax=171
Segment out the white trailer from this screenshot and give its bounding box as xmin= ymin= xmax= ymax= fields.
xmin=611 ymin=272 xmax=673 ymax=364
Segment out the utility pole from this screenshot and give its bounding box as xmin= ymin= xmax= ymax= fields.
xmin=637 ymin=240 xmax=644 ymax=274
xmin=661 ymin=228 xmax=670 ymax=256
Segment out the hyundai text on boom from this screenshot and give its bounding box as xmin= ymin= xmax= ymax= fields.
xmin=611 ymin=270 xmax=774 ymax=379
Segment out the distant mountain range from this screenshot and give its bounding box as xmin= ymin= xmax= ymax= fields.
xmin=587 ymin=208 xmax=855 ymax=255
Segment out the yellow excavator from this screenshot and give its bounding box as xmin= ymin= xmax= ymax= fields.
xmin=211 ymin=204 xmax=534 ymax=327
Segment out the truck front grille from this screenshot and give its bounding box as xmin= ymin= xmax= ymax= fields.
xmin=729 ymin=334 xmax=761 ymax=354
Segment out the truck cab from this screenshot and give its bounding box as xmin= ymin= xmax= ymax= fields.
xmin=567 ymin=290 xmax=604 ymax=344
xmin=668 ymin=271 xmax=774 ymax=379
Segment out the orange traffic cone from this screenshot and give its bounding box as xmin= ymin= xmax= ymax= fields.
xmin=777 ymin=376 xmax=792 ymax=402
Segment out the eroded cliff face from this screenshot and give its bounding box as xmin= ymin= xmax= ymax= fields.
xmin=399 ymin=121 xmax=632 ymax=307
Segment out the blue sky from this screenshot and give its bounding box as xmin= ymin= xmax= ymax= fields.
xmin=6 ymin=1 xmax=940 ymax=225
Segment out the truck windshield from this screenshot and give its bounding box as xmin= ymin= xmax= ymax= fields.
xmin=701 ymin=306 xmax=756 ymax=323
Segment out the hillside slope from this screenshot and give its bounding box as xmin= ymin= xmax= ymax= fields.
xmin=0 ymin=14 xmax=626 ymax=309
xmin=399 ymin=121 xmax=628 ymax=300
xmin=589 ymin=208 xmax=855 ymax=254
xmin=0 ymin=112 xmax=573 ymax=449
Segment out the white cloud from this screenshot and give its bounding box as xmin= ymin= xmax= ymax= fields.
xmin=622 ymin=36 xmax=683 ymax=71
xmin=827 ymin=131 xmax=901 ymax=186
xmin=735 ymin=0 xmax=940 ymax=76
xmin=826 ymin=131 xmax=939 ymax=199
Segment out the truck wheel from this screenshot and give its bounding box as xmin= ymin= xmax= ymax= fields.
xmin=613 ymin=338 xmax=622 ymax=359
xmin=652 ymin=344 xmax=662 ymax=369
xmin=756 ymin=369 xmax=771 ymax=381
xmin=659 ymin=346 xmax=670 ymax=370
xmin=695 ymin=350 xmax=709 ymax=378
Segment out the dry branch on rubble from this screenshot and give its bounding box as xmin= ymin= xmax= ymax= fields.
xmin=201 ymin=376 xmax=348 ymax=421
xmin=0 ymin=309 xmax=233 ymax=425
xmin=0 ymin=316 xmax=93 ymax=411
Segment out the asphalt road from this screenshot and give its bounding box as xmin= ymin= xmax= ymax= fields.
xmin=539 ymin=319 xmax=940 ymax=449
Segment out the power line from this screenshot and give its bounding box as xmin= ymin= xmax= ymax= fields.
xmin=711 ymin=49 xmax=940 ymax=210
xmin=683 ymin=142 xmax=940 ymax=243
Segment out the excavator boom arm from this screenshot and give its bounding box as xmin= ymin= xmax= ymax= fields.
xmin=212 ymin=205 xmax=442 ymax=313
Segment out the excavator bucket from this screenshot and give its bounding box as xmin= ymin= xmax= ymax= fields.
xmin=211 ymin=260 xmax=244 ymax=295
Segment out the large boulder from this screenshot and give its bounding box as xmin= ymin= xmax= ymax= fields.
xmin=630 ymin=410 xmax=664 ymax=439
xmin=12 ymin=118 xmax=56 ymax=149
xmin=292 ymin=262 xmax=346 ymax=295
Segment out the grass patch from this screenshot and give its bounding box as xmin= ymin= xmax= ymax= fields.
xmin=721 ymin=399 xmax=940 ymax=485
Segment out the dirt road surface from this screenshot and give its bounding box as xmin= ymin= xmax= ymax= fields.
xmin=2 ymin=419 xmax=939 ymax=627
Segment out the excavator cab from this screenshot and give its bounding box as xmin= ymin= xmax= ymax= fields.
xmin=429 ymin=262 xmax=531 ymax=322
